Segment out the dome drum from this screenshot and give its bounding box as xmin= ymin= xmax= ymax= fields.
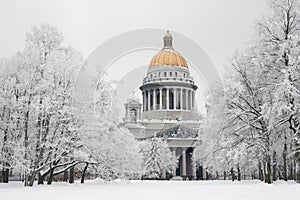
xmin=144 ymin=66 xmax=195 ymax=86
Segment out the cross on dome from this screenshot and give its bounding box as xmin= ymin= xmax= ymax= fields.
xmin=163 ymin=30 xmax=173 ymax=49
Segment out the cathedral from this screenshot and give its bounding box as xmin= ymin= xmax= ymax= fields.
xmin=122 ymin=31 xmax=202 ymax=180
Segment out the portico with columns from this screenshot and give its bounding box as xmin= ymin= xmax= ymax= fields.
xmin=156 ymin=124 xmax=198 ymax=179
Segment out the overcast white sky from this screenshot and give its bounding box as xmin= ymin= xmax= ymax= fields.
xmin=0 ymin=0 xmax=270 ymax=117
xmin=1 ymin=0 xmax=269 ymax=69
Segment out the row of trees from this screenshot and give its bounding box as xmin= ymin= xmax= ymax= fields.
xmin=0 ymin=25 xmax=174 ymax=186
xmin=194 ymin=0 xmax=300 ymax=184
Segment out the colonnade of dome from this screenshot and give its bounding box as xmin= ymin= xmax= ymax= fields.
xmin=142 ymin=86 xmax=195 ymax=111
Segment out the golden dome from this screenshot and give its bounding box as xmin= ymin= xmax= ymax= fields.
xmin=149 ymin=31 xmax=188 ymax=68
xmin=149 ymin=48 xmax=188 ymax=68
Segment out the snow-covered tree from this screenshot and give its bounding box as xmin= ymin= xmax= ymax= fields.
xmin=193 ymin=0 xmax=300 ymax=184
xmin=0 ymin=24 xmax=145 ymax=186
xmin=77 ymin=78 xmax=143 ymax=181
xmin=0 ymin=25 xmax=85 ymax=186
xmin=140 ymin=137 xmax=176 ymax=179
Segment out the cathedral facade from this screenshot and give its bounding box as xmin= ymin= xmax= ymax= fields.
xmin=122 ymin=31 xmax=202 ymax=180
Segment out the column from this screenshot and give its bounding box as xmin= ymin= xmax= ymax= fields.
xmin=180 ymin=88 xmax=183 ymax=111
xmin=173 ymin=149 xmax=177 ymax=176
xmin=182 ymin=149 xmax=186 ymax=178
xmin=145 ymin=90 xmax=148 ymax=111
xmin=137 ymin=105 xmax=140 ymax=121
xmin=192 ymin=163 xmax=197 ymax=180
xmin=161 ymin=169 xmax=166 ymax=179
xmin=159 ymin=88 xmax=162 ymax=110
xmin=190 ymin=91 xmax=193 ymax=110
xmin=192 ymin=91 xmax=195 ymax=109
xmin=153 ymin=89 xmax=156 ymax=110
xmin=148 ymin=90 xmax=151 ymax=111
xmin=166 ymin=88 xmax=169 ymax=110
xmin=142 ymin=92 xmax=145 ymax=111
xmin=173 ymin=88 xmax=177 ymax=110
xmin=125 ymin=106 xmax=128 ymax=121
xmin=182 ymin=89 xmax=185 ymax=110
xmin=189 ymin=90 xmax=192 ymax=110
xmin=185 ymin=89 xmax=188 ymax=110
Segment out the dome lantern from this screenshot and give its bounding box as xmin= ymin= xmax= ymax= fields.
xmin=163 ymin=30 xmax=173 ymax=49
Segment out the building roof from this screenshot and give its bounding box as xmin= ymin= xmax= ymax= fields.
xmin=125 ymin=99 xmax=141 ymax=106
xmin=149 ymin=31 xmax=188 ymax=69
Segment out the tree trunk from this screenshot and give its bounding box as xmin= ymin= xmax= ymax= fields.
xmin=273 ymin=151 xmax=277 ymax=181
xmin=223 ymin=171 xmax=226 ymax=180
xmin=1 ymin=170 xmax=4 ymax=183
xmin=81 ymin=163 xmax=89 ymax=184
xmin=205 ymin=170 xmax=209 ymax=180
xmin=258 ymin=161 xmax=264 ymax=181
xmin=237 ymin=166 xmax=241 ymax=181
xmin=2 ymin=125 xmax=10 ymax=184
xmin=296 ymin=155 xmax=300 ymax=183
xmin=296 ymin=153 xmax=300 ymax=181
xmin=24 ymin=174 xmax=29 ymax=187
xmin=23 ymin=98 xmax=30 ymax=187
xmin=28 ymin=171 xmax=37 ymax=186
xmin=230 ymin=167 xmax=235 ymax=181
xmin=283 ymin=143 xmax=288 ymax=181
xmin=63 ymin=170 xmax=68 ymax=182
xmin=197 ymin=166 xmax=203 ymax=180
xmin=288 ymin=159 xmax=294 ymax=180
xmin=264 ymin=157 xmax=272 ymax=184
xmin=37 ymin=172 xmax=44 ymax=185
xmin=69 ymin=166 xmax=75 ymax=184
xmin=2 ymin=168 xmax=9 ymax=183
xmin=47 ymin=167 xmax=54 ymax=185
xmin=251 ymin=170 xmax=256 ymax=180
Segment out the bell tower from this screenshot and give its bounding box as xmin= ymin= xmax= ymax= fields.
xmin=124 ymin=92 xmax=142 ymax=123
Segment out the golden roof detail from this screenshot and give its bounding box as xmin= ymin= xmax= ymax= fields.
xmin=149 ymin=31 xmax=188 ymax=68
xmin=149 ymin=49 xmax=188 ymax=68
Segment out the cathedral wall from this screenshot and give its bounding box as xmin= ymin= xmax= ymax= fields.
xmin=142 ymin=110 xmax=201 ymax=121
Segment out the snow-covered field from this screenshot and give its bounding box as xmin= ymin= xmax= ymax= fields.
xmin=0 ymin=180 xmax=299 ymax=200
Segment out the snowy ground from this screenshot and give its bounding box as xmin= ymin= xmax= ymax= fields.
xmin=0 ymin=180 xmax=299 ymax=200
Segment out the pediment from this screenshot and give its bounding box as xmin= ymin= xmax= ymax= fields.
xmin=156 ymin=125 xmax=198 ymax=139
